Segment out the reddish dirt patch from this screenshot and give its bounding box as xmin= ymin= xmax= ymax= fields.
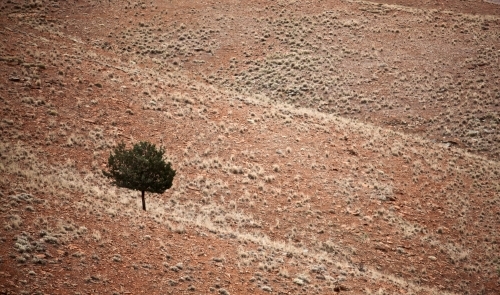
xmin=1 ymin=1 xmax=499 ymax=295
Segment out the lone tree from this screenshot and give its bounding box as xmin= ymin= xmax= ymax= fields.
xmin=103 ymin=141 xmax=176 ymax=211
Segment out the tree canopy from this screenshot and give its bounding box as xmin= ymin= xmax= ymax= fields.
xmin=103 ymin=141 xmax=176 ymax=210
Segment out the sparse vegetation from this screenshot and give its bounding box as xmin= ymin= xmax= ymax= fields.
xmin=0 ymin=0 xmax=499 ymax=294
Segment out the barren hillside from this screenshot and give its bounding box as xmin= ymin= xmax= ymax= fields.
xmin=1 ymin=1 xmax=499 ymax=294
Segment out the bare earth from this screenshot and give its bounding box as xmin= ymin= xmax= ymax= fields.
xmin=0 ymin=0 xmax=499 ymax=294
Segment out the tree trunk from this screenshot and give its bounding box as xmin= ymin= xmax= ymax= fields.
xmin=141 ymin=190 xmax=146 ymax=211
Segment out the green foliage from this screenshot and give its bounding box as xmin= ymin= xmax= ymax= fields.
xmin=103 ymin=141 xmax=176 ymax=210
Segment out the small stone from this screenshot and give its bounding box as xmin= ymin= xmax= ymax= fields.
xmin=386 ymin=195 xmax=397 ymax=201
xmin=428 ymin=256 xmax=437 ymax=261
xmin=334 ymin=284 xmax=349 ymax=292
xmin=374 ymin=243 xmax=388 ymax=252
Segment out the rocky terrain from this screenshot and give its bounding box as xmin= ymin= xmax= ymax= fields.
xmin=1 ymin=0 xmax=499 ymax=294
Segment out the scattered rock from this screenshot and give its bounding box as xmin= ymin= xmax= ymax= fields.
xmin=334 ymin=284 xmax=349 ymax=292
xmin=466 ymin=130 xmax=479 ymax=137
xmin=346 ymin=149 xmax=357 ymax=156
xmin=374 ymin=243 xmax=388 ymax=252
xmin=212 ymin=257 xmax=224 ymax=263
xmin=386 ymin=195 xmax=397 ymax=201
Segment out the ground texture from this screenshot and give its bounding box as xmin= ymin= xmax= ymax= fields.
xmin=1 ymin=0 xmax=499 ymax=294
